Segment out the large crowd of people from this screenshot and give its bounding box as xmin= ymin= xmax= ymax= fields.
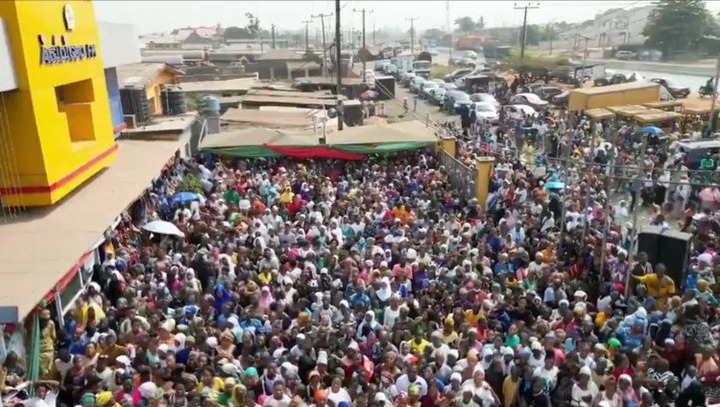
xmin=3 ymin=73 xmax=720 ymax=407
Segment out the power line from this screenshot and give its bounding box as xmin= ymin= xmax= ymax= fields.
xmin=514 ymin=2 xmax=540 ymax=60
xmin=312 ymin=12 xmax=333 ymax=77
xmin=353 ymin=8 xmax=374 ymax=83
xmin=301 ymin=20 xmax=312 ymax=51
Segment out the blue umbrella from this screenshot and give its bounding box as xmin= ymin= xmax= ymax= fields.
xmin=639 ymin=126 xmax=662 ymax=135
xmin=172 ymin=191 xmax=200 ymax=205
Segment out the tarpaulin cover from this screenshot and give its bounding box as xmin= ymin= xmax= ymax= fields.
xmin=202 ymin=147 xmax=283 ymax=158
xmin=335 ymin=142 xmax=435 ymax=154
xmin=265 ymin=145 xmax=365 ymax=161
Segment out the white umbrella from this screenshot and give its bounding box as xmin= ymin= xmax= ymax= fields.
xmin=142 ymin=220 xmax=185 ymax=238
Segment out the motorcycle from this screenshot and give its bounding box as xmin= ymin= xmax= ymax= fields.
xmin=699 ymin=86 xmax=714 ymax=97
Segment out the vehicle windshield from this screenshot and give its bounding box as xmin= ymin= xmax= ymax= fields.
xmin=412 ymin=61 xmax=431 ymax=70
xmin=476 ymin=104 xmax=495 ymax=112
xmin=424 ymin=82 xmax=438 ymax=88
xmin=664 ymin=78 xmax=682 ymax=88
xmin=455 ymin=94 xmax=471 ymax=102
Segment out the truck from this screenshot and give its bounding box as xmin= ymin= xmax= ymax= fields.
xmin=568 ymin=82 xmax=661 ymax=112
xmin=573 ymin=64 xmax=606 ymax=81
xmin=455 ymin=36 xmax=483 ymax=51
xmin=412 ymin=51 xmax=433 ymax=78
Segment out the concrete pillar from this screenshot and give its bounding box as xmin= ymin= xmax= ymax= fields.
xmin=437 ymin=136 xmax=456 ymax=158
xmin=475 ymin=157 xmax=495 ymax=207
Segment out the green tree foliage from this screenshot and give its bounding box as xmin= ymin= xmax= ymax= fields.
xmin=477 ymin=16 xmax=485 ymax=30
xmin=643 ymin=0 xmax=717 ymax=54
xmin=223 ymin=13 xmax=261 ymax=40
xmin=424 ymin=28 xmax=444 ymax=41
xmin=177 ymin=174 xmax=204 ymax=194
xmin=455 ymin=17 xmax=477 ymax=35
xmin=541 ymin=24 xmax=558 ymax=42
xmin=523 ymin=24 xmax=542 ymax=46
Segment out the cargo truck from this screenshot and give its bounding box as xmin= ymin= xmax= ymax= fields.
xmin=568 ymin=82 xmax=661 ymax=112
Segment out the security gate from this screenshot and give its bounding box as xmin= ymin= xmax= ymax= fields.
xmin=438 ymin=149 xmax=477 ymax=202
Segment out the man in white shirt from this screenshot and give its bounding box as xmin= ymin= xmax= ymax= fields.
xmin=395 ymin=365 xmax=429 ymax=396
xmin=23 ymin=380 xmax=60 ymax=407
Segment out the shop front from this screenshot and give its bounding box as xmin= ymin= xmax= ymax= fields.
xmin=0 ymin=1 xmax=139 ymax=207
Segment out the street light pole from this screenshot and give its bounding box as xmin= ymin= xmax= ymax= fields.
xmin=514 ymin=2 xmax=540 ymax=60
xmin=301 ymin=20 xmax=312 ymax=52
xmin=335 ymin=0 xmax=343 ymax=131
xmin=312 ymin=12 xmax=333 ymax=77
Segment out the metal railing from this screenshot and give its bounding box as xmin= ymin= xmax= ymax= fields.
xmin=438 ymin=149 xmax=477 ymax=202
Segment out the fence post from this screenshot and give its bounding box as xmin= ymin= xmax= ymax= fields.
xmin=437 ymin=136 xmax=457 ymax=158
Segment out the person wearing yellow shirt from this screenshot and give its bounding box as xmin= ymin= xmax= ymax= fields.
xmin=257 ymin=268 xmax=273 ymax=285
xmin=279 ymin=187 xmax=294 ymax=204
xmin=632 ymin=263 xmax=675 ymax=311
xmin=408 ymin=331 xmax=430 ymax=355
xmin=464 ymin=303 xmax=484 ymax=327
xmin=503 ymin=365 xmax=521 ymax=407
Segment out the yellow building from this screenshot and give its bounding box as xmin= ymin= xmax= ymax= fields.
xmin=0 ymin=1 xmax=116 ymax=206
xmin=117 ymin=62 xmax=183 ymax=116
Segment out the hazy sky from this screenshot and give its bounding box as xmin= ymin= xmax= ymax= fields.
xmin=94 ymin=0 xmax=720 ymax=34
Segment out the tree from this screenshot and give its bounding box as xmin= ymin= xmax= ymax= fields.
xmin=424 ymin=28 xmax=444 ymax=42
xmin=522 ymin=24 xmax=542 ymax=46
xmin=541 ymin=24 xmax=558 ymax=42
xmin=477 ymin=16 xmax=485 ymax=30
xmin=643 ymin=0 xmax=716 ymax=55
xmin=455 ymin=17 xmax=476 ymax=36
xmin=244 ymin=12 xmax=261 ymax=37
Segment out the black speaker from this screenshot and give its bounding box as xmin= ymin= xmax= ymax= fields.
xmin=375 ymin=76 xmax=395 ymax=101
xmin=637 ymin=227 xmax=692 ymax=288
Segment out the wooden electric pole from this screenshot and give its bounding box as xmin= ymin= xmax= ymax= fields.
xmin=406 ymin=17 xmax=419 ymax=54
xmin=312 ymin=12 xmax=333 ymax=77
xmin=354 ymin=8 xmax=374 ymax=83
xmin=335 ymin=0 xmax=343 ymax=131
xmin=301 ymin=20 xmax=312 ymax=51
xmin=514 ymin=2 xmax=540 ymax=59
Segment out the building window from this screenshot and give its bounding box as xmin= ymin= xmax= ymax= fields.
xmin=55 ymin=79 xmax=97 ymax=143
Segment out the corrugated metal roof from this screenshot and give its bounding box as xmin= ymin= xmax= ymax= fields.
xmin=116 ymin=63 xmax=184 ymax=87
xmin=256 ymin=49 xmax=306 ymax=61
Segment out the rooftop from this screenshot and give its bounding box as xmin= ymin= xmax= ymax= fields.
xmin=0 ymin=139 xmax=186 ymax=318
xmin=116 ymin=62 xmax=184 ymax=87
xmin=122 ymin=113 xmax=198 ymax=136
xmin=256 ymin=49 xmax=306 ymax=61
xmin=179 ymin=78 xmax=260 ymax=94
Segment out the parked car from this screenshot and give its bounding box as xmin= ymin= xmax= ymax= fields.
xmin=401 ymin=73 xmax=416 ymax=87
xmin=534 ymin=86 xmax=564 ymax=101
xmin=469 ymin=93 xmax=500 ymax=110
xmin=410 ymin=77 xmax=426 ymax=93
xmin=420 ymin=81 xmax=439 ymax=99
xmin=462 ymin=50 xmax=478 ymax=60
xmin=472 ymin=102 xmax=499 ymax=124
xmin=439 ymin=82 xmax=458 ymax=91
xmin=502 ymin=104 xmax=537 ymax=120
xmin=443 ymin=68 xmax=473 ymax=83
xmin=551 ymin=90 xmax=569 ymax=107
xmin=430 ymin=88 xmax=446 ymax=105
xmin=443 ymin=90 xmax=471 ymax=113
xmin=615 ymin=50 xmax=636 ymax=60
xmin=510 ymin=93 xmax=549 ymax=110
xmin=675 ymin=140 xmax=720 ymax=170
xmin=650 ymin=78 xmax=690 ymax=98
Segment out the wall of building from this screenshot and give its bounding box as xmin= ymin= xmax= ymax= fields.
xmin=146 ymin=70 xmax=178 ymax=115
xmin=0 ymin=18 xmax=18 ymax=92
xmin=0 ymin=0 xmax=116 ymax=206
xmin=97 ymin=21 xmax=141 ymax=68
xmin=104 ymin=67 xmax=125 ymax=136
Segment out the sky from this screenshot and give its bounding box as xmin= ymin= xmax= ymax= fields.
xmin=94 ymin=0 xmax=720 ymax=35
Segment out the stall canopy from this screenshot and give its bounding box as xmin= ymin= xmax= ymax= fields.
xmin=606 ymin=105 xmax=649 ymax=117
xmin=584 ymin=108 xmax=615 ymax=121
xmin=641 ymin=100 xmax=682 ymax=111
xmin=634 ymin=111 xmax=682 ymax=125
xmin=200 ymin=120 xmax=438 ymax=159
xmin=221 ymin=108 xmax=330 ymax=130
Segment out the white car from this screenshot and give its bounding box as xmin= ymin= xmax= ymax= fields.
xmin=470 ymin=93 xmax=501 ymax=110
xmin=473 ymin=102 xmax=499 ymax=124
xmin=502 ymin=104 xmax=536 ymax=120
xmin=510 ymin=93 xmax=549 ymax=110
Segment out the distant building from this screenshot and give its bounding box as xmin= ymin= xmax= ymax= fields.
xmin=142 ymin=25 xmax=223 ymax=50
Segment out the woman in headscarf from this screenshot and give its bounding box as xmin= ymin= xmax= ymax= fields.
xmin=257 ymin=286 xmax=274 ymax=312
xmin=212 ymin=283 xmax=232 ymax=314
xmin=356 ymin=310 xmax=380 ymax=341
xmin=375 ymin=277 xmax=393 ymax=305
xmin=184 ymin=269 xmax=201 ymax=293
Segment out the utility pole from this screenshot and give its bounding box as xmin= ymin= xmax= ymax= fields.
xmin=335 ymin=0 xmax=343 ymax=131
xmin=354 ymin=8 xmax=374 ymax=83
xmin=312 ymin=12 xmax=333 ymax=77
xmin=581 ymin=35 xmax=591 ymax=66
xmin=406 ymin=17 xmax=419 ymax=54
xmin=372 ymin=22 xmax=376 ymax=45
xmin=711 ymin=56 xmax=720 ymax=132
xmin=271 ymin=24 xmax=276 ymax=49
xmin=446 ymin=0 xmax=453 ymax=63
xmin=514 ymin=2 xmax=540 ymax=59
xmin=302 ymin=20 xmax=312 ymax=51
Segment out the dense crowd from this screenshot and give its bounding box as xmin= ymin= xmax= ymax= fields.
xmin=3 ymin=85 xmax=720 ymax=407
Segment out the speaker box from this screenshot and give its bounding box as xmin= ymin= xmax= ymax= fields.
xmin=375 ymin=76 xmax=395 ymax=101
xmin=342 ymin=100 xmax=363 ymax=127
xmin=636 ymin=226 xmax=692 ymax=288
